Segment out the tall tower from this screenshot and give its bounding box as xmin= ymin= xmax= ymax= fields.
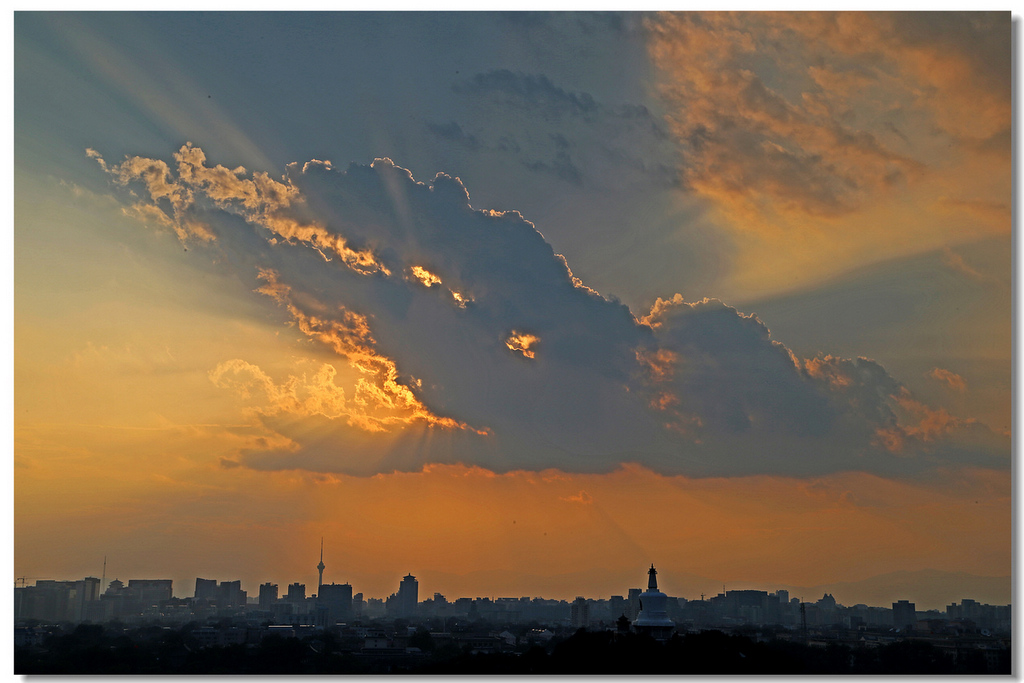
xmin=633 ymin=564 xmax=675 ymax=641
xmin=398 ymin=573 xmax=418 ymax=619
xmin=317 ymin=538 xmax=325 ymax=591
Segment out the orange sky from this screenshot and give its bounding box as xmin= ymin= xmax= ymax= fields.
xmin=14 ymin=12 xmax=1011 ymax=610
xmin=15 ymin=417 xmax=1010 ymax=603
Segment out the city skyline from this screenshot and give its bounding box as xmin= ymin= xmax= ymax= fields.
xmin=14 ymin=12 xmax=1010 ymax=611
xmin=17 ymin=560 xmax=1010 ymax=675
xmin=16 ymin=560 xmax=1012 ymax=639
xmin=16 ymin=549 xmax=1010 ymax=613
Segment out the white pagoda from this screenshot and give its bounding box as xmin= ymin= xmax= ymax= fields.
xmin=633 ymin=564 xmax=675 ymax=640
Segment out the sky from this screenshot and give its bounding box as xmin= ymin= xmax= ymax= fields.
xmin=13 ymin=11 xmax=1012 ymax=609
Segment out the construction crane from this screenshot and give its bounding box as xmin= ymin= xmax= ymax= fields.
xmin=15 ymin=577 xmax=45 ymax=587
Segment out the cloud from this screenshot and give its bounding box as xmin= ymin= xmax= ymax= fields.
xmin=645 ymin=12 xmax=939 ymax=225
xmin=424 ymin=120 xmax=480 ymax=151
xmin=504 ymin=331 xmax=541 ymax=360
xmin=940 ymin=246 xmax=985 ymax=281
xmin=874 ymin=390 xmax=983 ymax=454
xmin=453 ymin=69 xmax=600 ymax=120
xmin=927 ymin=367 xmax=967 ymax=393
xmin=409 ymin=265 xmax=443 ymax=288
xmin=642 ymin=11 xmax=1010 ymax=279
xmin=447 ymin=69 xmax=679 ymax=189
xmin=96 ymin=144 xmax=1007 ymax=478
xmin=524 ymin=134 xmax=583 ymax=185
xmin=561 ymin=490 xmax=593 ymax=505
xmin=939 ymin=198 xmax=1011 ymax=224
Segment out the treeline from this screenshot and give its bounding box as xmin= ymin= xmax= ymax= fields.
xmin=15 ymin=623 xmax=1007 ymax=675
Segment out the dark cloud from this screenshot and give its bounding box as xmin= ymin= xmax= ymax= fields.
xmin=524 ymin=135 xmax=582 ymax=185
xmin=454 ymin=69 xmax=600 ymax=120
xmin=96 ymin=145 xmax=1008 ymax=478
xmin=449 ymin=69 xmax=679 ymax=189
xmin=419 ymin=120 xmax=479 ymax=151
xmin=424 ymin=120 xmax=480 ymax=151
xmin=498 ymin=11 xmax=633 ymax=36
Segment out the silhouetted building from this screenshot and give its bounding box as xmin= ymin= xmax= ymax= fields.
xmin=398 ymin=574 xmax=418 ymax=619
xmin=16 ymin=577 xmax=103 ymax=623
xmin=893 ymin=600 xmax=916 ymax=630
xmin=72 ymin=578 xmax=101 ymax=621
xmin=194 ymin=578 xmax=217 ymax=601
xmin=319 ymin=583 xmax=353 ymax=625
xmin=217 ymin=580 xmax=246 ymax=607
xmin=946 ymin=599 xmax=1011 ymax=631
xmin=633 ymin=565 xmax=674 ymax=640
xmin=259 ymin=583 xmax=278 ymax=609
xmin=570 ymin=597 xmax=590 ymax=628
xmin=285 ymin=583 xmax=305 ymax=603
xmin=626 ymin=588 xmax=642 ymax=621
xmin=127 ymin=580 xmax=173 ymax=605
xmin=16 ymin=581 xmax=74 ymax=622
xmin=708 ymin=589 xmax=773 ymax=624
xmin=609 ymin=595 xmax=626 ymax=620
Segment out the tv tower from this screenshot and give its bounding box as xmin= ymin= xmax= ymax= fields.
xmin=317 ymin=537 xmax=325 ymax=591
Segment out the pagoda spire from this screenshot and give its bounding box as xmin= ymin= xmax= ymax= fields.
xmin=317 ymin=537 xmax=325 ymax=590
xmin=635 ymin=564 xmax=674 ymax=640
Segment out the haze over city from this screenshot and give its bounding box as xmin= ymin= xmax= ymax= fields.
xmin=14 ymin=11 xmax=1010 ymax=612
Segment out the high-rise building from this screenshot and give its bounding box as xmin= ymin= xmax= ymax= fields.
xmin=398 ymin=574 xmax=418 ymax=619
xmin=319 ymin=583 xmax=353 ymax=625
xmin=626 ymin=588 xmax=642 ymax=621
xmin=72 ymin=577 xmax=101 ymax=621
xmin=570 ymin=597 xmax=590 ymax=628
xmin=217 ymin=580 xmax=246 ymax=607
xmin=194 ymin=578 xmax=218 ymax=601
xmin=259 ymin=583 xmax=278 ymax=609
xmin=17 ymin=581 xmax=75 ymax=622
xmin=285 ymin=583 xmax=306 ymax=603
xmin=893 ymin=600 xmax=916 ymax=630
xmin=609 ymin=595 xmax=626 ymax=619
xmin=128 ymin=580 xmax=173 ymax=605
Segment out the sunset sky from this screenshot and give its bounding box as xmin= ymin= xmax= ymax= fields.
xmin=14 ymin=12 xmax=1011 ymax=609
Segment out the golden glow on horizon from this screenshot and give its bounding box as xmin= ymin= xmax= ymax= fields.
xmin=14 ymin=458 xmax=1010 ymax=604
